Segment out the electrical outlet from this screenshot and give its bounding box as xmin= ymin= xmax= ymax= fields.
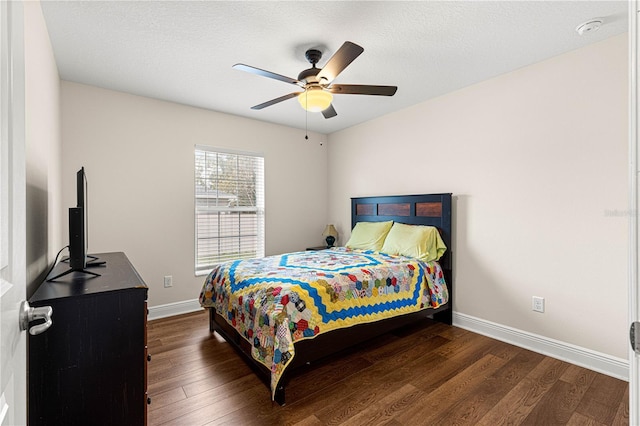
xmin=532 ymin=296 xmax=544 ymax=313
xmin=164 ymin=275 xmax=173 ymax=288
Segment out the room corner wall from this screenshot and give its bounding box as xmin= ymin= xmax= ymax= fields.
xmin=24 ymin=0 xmax=62 ymax=297
xmin=327 ymin=34 xmax=629 ymax=361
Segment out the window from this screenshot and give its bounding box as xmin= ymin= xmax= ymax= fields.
xmin=195 ymin=146 xmax=264 ymax=274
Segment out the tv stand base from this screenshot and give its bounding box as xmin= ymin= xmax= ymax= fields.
xmin=47 ymin=266 xmax=101 ymax=282
xmin=50 ymin=255 xmax=107 ymax=281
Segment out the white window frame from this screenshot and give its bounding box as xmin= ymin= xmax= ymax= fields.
xmin=194 ymin=145 xmax=265 ymax=275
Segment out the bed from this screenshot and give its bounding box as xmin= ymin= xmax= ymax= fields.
xmin=199 ymin=193 xmax=453 ymax=405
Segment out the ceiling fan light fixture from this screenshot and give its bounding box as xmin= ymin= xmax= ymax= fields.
xmin=298 ymin=88 xmax=333 ymax=112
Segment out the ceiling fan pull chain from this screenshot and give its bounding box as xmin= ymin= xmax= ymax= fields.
xmin=305 ymin=91 xmax=309 ymax=140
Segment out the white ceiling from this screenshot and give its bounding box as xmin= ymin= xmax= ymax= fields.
xmin=40 ymin=1 xmax=628 ymax=135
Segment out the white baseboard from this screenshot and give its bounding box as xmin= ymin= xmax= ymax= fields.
xmin=453 ymin=312 xmax=629 ymax=381
xmin=148 ymin=298 xmax=203 ymax=321
xmin=146 ymin=302 xmax=629 ymax=381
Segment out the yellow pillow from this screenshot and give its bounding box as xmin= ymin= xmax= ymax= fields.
xmin=381 ymin=223 xmax=447 ymax=262
xmin=345 ymin=221 xmax=394 ymax=251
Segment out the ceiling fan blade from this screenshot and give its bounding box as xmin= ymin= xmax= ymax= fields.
xmin=322 ymin=104 xmax=337 ymax=119
xmin=233 ymin=63 xmax=300 ymax=86
xmin=317 ymin=41 xmax=364 ymax=84
xmin=329 ymin=84 xmax=397 ymax=96
xmin=251 ymin=92 xmax=302 ymax=110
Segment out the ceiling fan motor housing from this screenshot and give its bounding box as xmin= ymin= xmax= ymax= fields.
xmin=298 ymin=68 xmax=321 ymax=83
xmin=298 ymin=49 xmax=323 ymax=83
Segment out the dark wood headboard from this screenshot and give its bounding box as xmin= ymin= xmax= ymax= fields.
xmin=351 ymin=193 xmax=452 ymax=271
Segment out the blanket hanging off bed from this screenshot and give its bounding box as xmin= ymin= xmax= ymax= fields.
xmin=198 ymin=247 xmax=448 ymax=399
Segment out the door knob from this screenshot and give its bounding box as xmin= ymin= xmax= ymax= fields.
xmin=19 ymin=300 xmax=53 ymax=335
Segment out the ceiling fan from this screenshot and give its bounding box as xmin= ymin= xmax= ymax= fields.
xmin=233 ymin=41 xmax=397 ymax=119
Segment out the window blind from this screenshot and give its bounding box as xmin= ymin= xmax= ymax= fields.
xmin=195 ymin=147 xmax=264 ymax=274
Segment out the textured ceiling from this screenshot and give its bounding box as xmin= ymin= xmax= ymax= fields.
xmin=41 ymin=1 xmax=628 ymax=135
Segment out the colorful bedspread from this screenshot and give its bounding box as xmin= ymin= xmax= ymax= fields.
xmin=198 ymin=247 xmax=449 ymax=399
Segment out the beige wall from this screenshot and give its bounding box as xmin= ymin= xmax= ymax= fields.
xmin=24 ymin=0 xmax=62 ymax=296
xmin=327 ymin=34 xmax=629 ymax=360
xmin=60 ymin=82 xmax=328 ymax=307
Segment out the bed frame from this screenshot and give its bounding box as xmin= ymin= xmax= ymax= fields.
xmin=208 ymin=193 xmax=453 ymax=405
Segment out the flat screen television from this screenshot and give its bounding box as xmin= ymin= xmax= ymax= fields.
xmin=68 ymin=167 xmax=86 ymax=270
xmin=48 ymin=167 xmax=104 ymax=281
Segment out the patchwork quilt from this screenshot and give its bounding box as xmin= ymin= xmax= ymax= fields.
xmin=198 ymin=247 xmax=449 ymax=399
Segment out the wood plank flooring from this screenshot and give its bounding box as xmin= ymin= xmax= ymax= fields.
xmin=147 ymin=311 xmax=628 ymax=425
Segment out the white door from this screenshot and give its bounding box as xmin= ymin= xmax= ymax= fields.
xmin=631 ymin=2 xmax=640 ymax=425
xmin=0 ymin=0 xmax=27 ymax=425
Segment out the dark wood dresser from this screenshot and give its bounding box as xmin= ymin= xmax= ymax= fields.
xmin=28 ymin=252 xmax=149 ymax=426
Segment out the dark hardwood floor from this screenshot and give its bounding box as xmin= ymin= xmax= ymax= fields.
xmin=147 ymin=310 xmax=628 ymax=425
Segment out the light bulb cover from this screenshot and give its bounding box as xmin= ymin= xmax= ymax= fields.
xmin=298 ymin=88 xmax=333 ymax=112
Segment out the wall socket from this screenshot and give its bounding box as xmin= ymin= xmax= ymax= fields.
xmin=532 ymin=296 xmax=545 ymax=313
xmin=164 ymin=275 xmax=173 ymax=288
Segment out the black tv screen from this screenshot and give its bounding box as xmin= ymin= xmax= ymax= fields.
xmin=68 ymin=167 xmax=86 ymax=270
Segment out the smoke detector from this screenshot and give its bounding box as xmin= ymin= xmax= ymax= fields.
xmin=576 ymin=19 xmax=603 ymax=36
